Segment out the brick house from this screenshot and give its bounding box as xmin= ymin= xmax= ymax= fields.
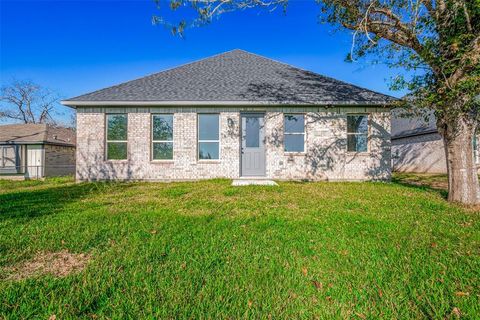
xmin=0 ymin=123 xmax=76 ymax=179
xmin=62 ymin=50 xmax=394 ymax=182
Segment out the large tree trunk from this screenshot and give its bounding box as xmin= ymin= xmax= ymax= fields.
xmin=440 ymin=116 xmax=480 ymax=205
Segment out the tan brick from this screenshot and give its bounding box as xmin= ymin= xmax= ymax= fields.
xmin=76 ymin=110 xmax=391 ymax=181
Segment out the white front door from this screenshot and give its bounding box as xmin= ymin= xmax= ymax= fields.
xmin=26 ymin=145 xmax=44 ymax=178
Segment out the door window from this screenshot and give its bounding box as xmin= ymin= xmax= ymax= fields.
xmin=245 ymin=117 xmax=260 ymax=148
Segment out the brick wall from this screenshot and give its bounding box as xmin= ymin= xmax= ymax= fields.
xmin=76 ymin=109 xmax=391 ymax=181
xmin=44 ymin=144 xmax=76 ymax=176
xmin=264 ymin=111 xmax=391 ymax=181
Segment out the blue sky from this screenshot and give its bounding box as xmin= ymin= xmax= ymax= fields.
xmin=1 ymin=0 xmax=404 ymax=122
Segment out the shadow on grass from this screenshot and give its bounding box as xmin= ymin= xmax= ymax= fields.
xmin=0 ymin=182 xmax=133 ymax=223
xmin=391 ymin=174 xmax=448 ymax=199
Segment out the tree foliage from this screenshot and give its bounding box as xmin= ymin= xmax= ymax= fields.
xmin=154 ymin=0 xmax=479 ymax=122
xmin=152 ymin=0 xmax=288 ymax=35
xmin=319 ymin=0 xmax=479 ymax=129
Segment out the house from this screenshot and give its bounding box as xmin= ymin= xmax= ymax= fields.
xmin=62 ymin=49 xmax=394 ymax=182
xmin=0 ymin=124 xmax=76 ymax=179
xmin=391 ymin=109 xmax=480 ymax=173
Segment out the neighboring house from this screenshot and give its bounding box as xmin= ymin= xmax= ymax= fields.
xmin=62 ymin=49 xmax=394 ymax=182
xmin=0 ymin=124 xmax=76 ymax=179
xmin=391 ymin=109 xmax=480 ymax=173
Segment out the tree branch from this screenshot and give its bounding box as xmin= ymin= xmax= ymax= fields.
xmin=338 ymin=1 xmax=443 ymax=77
xmin=0 ymin=80 xmax=60 ymax=124
xmin=448 ymin=34 xmax=480 ymax=86
xmin=462 ymin=2 xmax=473 ymax=33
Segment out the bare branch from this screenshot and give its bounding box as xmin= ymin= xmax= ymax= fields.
xmin=0 ymin=80 xmax=60 ymax=124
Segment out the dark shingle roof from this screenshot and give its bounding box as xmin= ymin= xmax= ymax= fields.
xmin=63 ymin=49 xmax=394 ymax=106
xmin=0 ymin=124 xmax=76 ymax=146
xmin=391 ymin=108 xmax=438 ymax=139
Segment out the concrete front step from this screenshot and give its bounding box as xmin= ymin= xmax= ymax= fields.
xmin=0 ymin=175 xmax=26 ymax=181
xmin=232 ymin=179 xmax=278 ymax=186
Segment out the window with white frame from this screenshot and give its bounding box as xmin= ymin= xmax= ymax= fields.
xmin=198 ymin=114 xmax=220 ymax=160
xmin=106 ymin=114 xmax=128 ymax=160
xmin=473 ymin=135 xmax=479 ymax=164
xmin=152 ymin=114 xmax=174 ymax=160
xmin=347 ymin=114 xmax=369 ymax=152
xmin=284 ymin=114 xmax=305 ymax=152
xmin=2 ymin=146 xmax=16 ymax=168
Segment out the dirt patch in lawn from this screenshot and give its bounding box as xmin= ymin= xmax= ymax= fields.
xmin=3 ymin=250 xmax=90 ymax=281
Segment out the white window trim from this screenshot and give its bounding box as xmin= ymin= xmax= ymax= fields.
xmin=105 ymin=113 xmax=128 ymax=161
xmin=1 ymin=146 xmax=16 ymax=168
xmin=473 ymin=135 xmax=480 ymax=164
xmin=284 ymin=113 xmax=306 ymax=154
xmin=197 ymin=113 xmax=221 ymax=161
xmin=151 ymin=114 xmax=174 ymax=161
xmin=1 ymin=146 xmax=5 ymax=168
xmin=346 ymin=113 xmax=370 ymax=153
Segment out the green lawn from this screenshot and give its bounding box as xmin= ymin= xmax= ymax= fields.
xmin=0 ymin=176 xmax=479 ymax=319
xmin=392 ymin=173 xmax=451 ymax=193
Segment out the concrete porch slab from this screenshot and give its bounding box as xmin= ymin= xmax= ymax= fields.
xmin=0 ymin=175 xmax=26 ymax=181
xmin=232 ymin=179 xmax=278 ymax=186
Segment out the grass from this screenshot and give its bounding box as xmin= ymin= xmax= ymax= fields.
xmin=393 ymin=173 xmax=451 ymax=192
xmin=0 ymin=176 xmax=479 ymax=319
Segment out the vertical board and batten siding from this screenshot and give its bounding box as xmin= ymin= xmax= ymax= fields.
xmin=75 ymin=106 xmax=391 ymax=181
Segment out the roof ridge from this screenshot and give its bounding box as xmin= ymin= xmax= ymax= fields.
xmin=65 ymin=49 xmax=242 ymax=101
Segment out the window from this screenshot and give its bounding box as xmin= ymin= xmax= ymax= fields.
xmin=474 ymin=135 xmax=479 ymax=164
xmin=1 ymin=146 xmax=15 ymax=168
xmin=106 ymin=114 xmax=128 ymax=160
xmin=347 ymin=115 xmax=368 ymax=152
xmin=152 ymin=114 xmax=174 ymax=160
xmin=284 ymin=114 xmax=305 ymax=152
xmin=198 ymin=114 xmax=219 ymax=160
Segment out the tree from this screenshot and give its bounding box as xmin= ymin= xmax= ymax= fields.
xmin=0 ymin=79 xmax=60 ymax=125
xmin=155 ymin=0 xmax=480 ymax=204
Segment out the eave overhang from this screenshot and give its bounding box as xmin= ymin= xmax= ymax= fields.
xmin=61 ymin=100 xmax=395 ymax=108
